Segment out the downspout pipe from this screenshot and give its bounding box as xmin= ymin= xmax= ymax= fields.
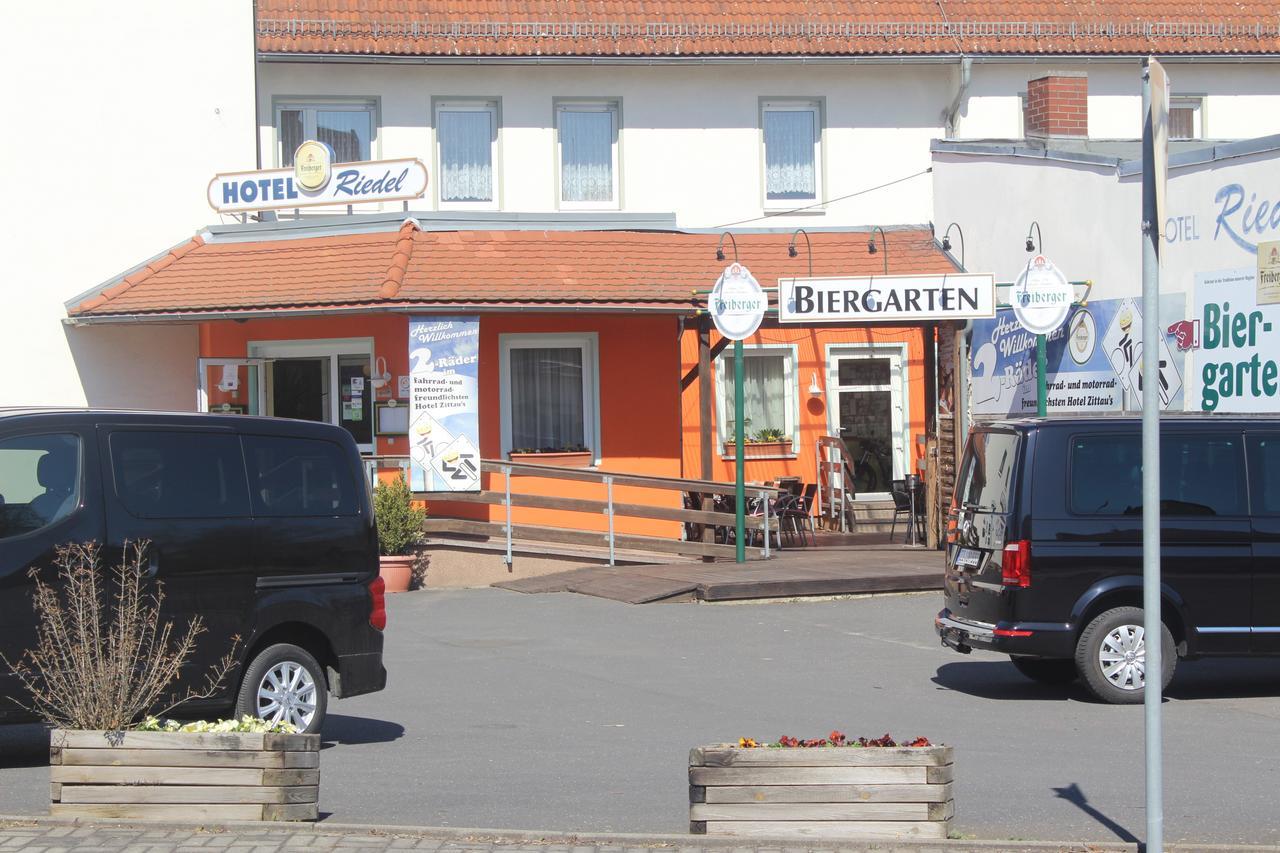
xmin=943 ymin=56 xmax=973 ymax=138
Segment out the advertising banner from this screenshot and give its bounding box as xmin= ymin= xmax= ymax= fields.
xmin=408 ymin=317 xmax=481 ymax=491
xmin=971 ymin=297 xmax=1186 ymax=416
xmin=1191 ymin=268 xmax=1280 ymax=412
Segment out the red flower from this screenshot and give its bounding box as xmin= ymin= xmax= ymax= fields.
xmin=828 ymin=730 xmax=846 ymax=746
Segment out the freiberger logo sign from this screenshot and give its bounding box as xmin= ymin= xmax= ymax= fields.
xmin=208 ymin=142 xmax=428 ymax=214
xmin=778 ymin=273 xmax=995 ymax=323
xmin=710 ymin=264 xmax=768 ymax=340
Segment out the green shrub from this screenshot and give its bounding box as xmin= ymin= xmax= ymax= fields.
xmin=373 ymin=474 xmax=427 ymax=556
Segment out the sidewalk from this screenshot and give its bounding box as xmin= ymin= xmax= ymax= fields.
xmin=4 ymin=816 xmax=1280 ymax=853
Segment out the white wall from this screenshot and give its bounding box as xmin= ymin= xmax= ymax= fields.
xmin=258 ymin=59 xmax=1280 ymax=233
xmin=932 ymin=144 xmax=1279 ymax=302
xmin=0 ymin=1 xmax=256 ymax=408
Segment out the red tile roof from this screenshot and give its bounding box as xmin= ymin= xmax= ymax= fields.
xmin=67 ymin=224 xmax=958 ymax=319
xmin=256 ymin=1 xmax=1280 ymax=57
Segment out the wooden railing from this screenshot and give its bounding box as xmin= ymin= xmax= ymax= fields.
xmin=815 ymin=436 xmax=858 ymax=532
xmin=395 ymin=458 xmax=781 ymax=565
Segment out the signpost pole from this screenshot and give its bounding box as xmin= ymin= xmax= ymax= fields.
xmin=1140 ymin=57 xmax=1165 ymax=853
xmin=1036 ymin=333 xmax=1048 ymax=417
xmin=734 ymin=338 xmax=746 ymax=563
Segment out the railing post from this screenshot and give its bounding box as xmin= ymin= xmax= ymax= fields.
xmin=604 ymin=475 xmax=615 ymax=567
xmin=502 ymin=465 xmax=513 ymax=568
xmin=760 ymin=489 xmax=771 ymax=559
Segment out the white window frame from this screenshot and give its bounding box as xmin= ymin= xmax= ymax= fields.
xmin=197 ymin=358 xmax=266 ymax=415
xmin=273 ymin=99 xmax=378 ymax=166
xmin=434 ymin=99 xmax=500 ymax=211
xmin=1169 ymin=96 xmax=1205 ymax=140
xmin=824 ymin=343 xmax=910 ymax=500
xmin=761 ymin=99 xmax=823 ymax=210
xmin=714 ymin=345 xmax=799 ymax=456
xmin=555 ymin=101 xmax=620 ymax=211
xmin=498 ymin=333 xmax=601 ymax=462
xmin=246 ymin=338 xmax=375 ymax=454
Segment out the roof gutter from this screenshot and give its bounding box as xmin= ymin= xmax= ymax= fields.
xmin=64 ymin=303 xmax=698 ymax=326
xmin=256 ymin=51 xmax=1280 ymax=66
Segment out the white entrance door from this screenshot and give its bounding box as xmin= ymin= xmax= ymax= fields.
xmin=826 ymin=346 xmax=908 ymax=499
xmin=197 ymin=358 xmax=265 ymax=415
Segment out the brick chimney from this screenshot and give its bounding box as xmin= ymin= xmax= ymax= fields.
xmin=1024 ymin=71 xmax=1088 ymax=138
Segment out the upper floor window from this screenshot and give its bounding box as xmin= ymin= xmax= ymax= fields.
xmin=556 ymin=101 xmax=619 ymax=209
xmin=276 ymin=100 xmax=376 ymax=166
xmin=436 ymin=100 xmax=498 ymax=208
xmin=1169 ymin=97 xmax=1204 ymax=140
xmin=762 ymin=100 xmax=821 ymax=206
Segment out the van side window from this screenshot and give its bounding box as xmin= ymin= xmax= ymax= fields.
xmin=1247 ymin=435 xmax=1280 ymax=515
xmin=0 ymin=433 xmax=81 ymax=539
xmin=1071 ymin=433 xmax=1245 ymax=516
xmin=243 ymin=435 xmax=357 ymax=517
xmin=110 ymin=431 xmax=251 ymax=519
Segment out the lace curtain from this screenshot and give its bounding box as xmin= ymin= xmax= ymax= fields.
xmin=764 ymin=109 xmax=816 ymax=200
xmin=510 ymin=348 xmax=585 ymax=450
xmin=439 ymin=110 xmax=494 ymax=202
xmin=722 ymin=355 xmax=786 ymax=433
xmin=560 ymin=110 xmax=614 ymax=203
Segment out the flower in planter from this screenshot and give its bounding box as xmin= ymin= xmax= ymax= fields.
xmin=138 ymin=715 xmax=298 ymax=734
xmin=739 ymin=731 xmax=933 ymax=748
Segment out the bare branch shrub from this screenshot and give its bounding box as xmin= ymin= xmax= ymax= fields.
xmin=2 ymin=541 xmax=239 ymax=731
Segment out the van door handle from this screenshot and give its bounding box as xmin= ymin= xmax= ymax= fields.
xmin=144 ymin=549 xmax=160 ymax=579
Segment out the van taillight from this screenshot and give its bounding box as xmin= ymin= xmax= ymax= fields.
xmin=368 ymin=576 xmax=387 ymax=631
xmin=1001 ymin=540 xmax=1031 ymax=588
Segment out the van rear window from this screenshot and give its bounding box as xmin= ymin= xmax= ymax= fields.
xmin=953 ymin=431 xmax=1018 ymax=513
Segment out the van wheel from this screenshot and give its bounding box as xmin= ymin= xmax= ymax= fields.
xmin=235 ymin=643 xmax=328 ymax=734
xmin=1010 ymin=657 xmax=1078 ymax=685
xmin=1075 ymin=606 xmax=1175 ymax=705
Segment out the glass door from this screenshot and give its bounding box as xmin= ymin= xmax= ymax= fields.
xmin=827 ymin=348 xmax=906 ymax=499
xmin=248 ymin=339 xmax=374 ymax=453
xmin=198 ymin=358 xmax=264 ymax=415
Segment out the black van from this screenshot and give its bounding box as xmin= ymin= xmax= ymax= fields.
xmin=935 ymin=416 xmax=1280 ymax=704
xmin=0 ymin=409 xmax=387 ymax=733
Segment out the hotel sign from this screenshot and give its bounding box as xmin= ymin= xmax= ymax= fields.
xmin=208 ymin=149 xmax=428 ymax=213
xmin=778 ymin=273 xmax=995 ymax=323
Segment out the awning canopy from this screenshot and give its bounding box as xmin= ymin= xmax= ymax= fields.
xmin=67 ymin=219 xmax=959 ymax=323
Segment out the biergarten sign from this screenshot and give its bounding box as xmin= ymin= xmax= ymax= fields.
xmin=710 ymin=263 xmax=768 ymax=340
xmin=778 ymin=273 xmax=995 ymax=323
xmin=208 ymin=141 xmax=428 ymax=214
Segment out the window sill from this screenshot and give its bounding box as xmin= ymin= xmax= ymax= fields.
xmin=762 ymin=205 xmax=825 ymax=216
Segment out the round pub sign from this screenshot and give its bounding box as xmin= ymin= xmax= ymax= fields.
xmin=710 ymin=263 xmax=768 ymax=341
xmin=293 ymin=140 xmax=332 ymax=192
xmin=1011 ymin=255 xmax=1072 ymax=335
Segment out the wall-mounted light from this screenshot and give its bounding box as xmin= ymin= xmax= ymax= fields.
xmin=940 ymin=222 xmax=966 ymax=270
xmin=867 ymin=226 xmax=888 ymax=275
xmin=716 ymin=231 xmax=739 ymax=262
xmin=808 ymin=372 xmax=824 ymax=398
xmin=1025 ymin=221 xmax=1043 ymax=254
xmin=787 ymin=228 xmax=813 ymax=278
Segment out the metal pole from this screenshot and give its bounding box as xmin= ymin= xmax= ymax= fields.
xmin=502 ymin=465 xmax=513 ymax=568
xmin=734 ymin=338 xmax=746 ymax=563
xmin=760 ymin=489 xmax=771 ymax=559
xmin=1036 ymin=333 xmax=1048 ymax=417
xmin=1140 ymin=58 xmax=1164 ymax=853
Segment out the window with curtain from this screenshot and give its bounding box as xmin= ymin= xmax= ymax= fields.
xmin=276 ymin=102 xmax=375 ymax=166
xmin=557 ymin=103 xmax=618 ymax=206
xmin=437 ymin=102 xmax=496 ymax=205
xmin=508 ymin=347 xmax=587 ymax=452
xmin=763 ymin=102 xmax=819 ymax=203
xmin=719 ymin=352 xmax=792 ymax=443
xmin=1169 ymin=98 xmax=1203 ymax=140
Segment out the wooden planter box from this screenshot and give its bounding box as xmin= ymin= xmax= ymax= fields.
xmin=508 ymin=450 xmax=593 ymax=467
xmin=723 ymin=440 xmax=794 ymax=458
xmin=50 ymin=729 xmax=321 ymax=821
xmin=689 ymin=744 xmax=953 ymax=840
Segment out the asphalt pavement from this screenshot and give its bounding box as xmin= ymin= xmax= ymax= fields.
xmin=2 ymin=588 xmax=1278 ymax=845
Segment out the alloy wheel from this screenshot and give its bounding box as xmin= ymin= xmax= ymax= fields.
xmin=256 ymin=660 xmax=318 ymax=730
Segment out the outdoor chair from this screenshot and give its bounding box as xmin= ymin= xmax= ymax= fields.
xmin=890 ymin=479 xmax=913 ymax=543
xmin=780 ymin=488 xmax=817 ymax=547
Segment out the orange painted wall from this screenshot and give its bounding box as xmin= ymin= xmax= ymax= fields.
xmin=679 ymin=324 xmax=928 ymax=491
xmin=200 ymin=313 xmax=683 ymax=537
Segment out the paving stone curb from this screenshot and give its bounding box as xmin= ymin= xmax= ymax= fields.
xmin=3 ymin=815 xmax=1278 ymax=853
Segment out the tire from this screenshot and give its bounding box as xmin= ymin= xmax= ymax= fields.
xmin=1010 ymin=656 xmax=1078 ymax=685
xmin=235 ymin=643 xmax=328 ymax=734
xmin=1074 ymin=606 xmax=1176 ymax=705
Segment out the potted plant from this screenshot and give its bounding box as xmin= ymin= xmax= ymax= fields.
xmin=724 ymin=427 xmax=794 ymax=458
xmin=372 ymin=473 xmax=427 ymax=593
xmin=3 ymin=542 xmax=320 ymax=821
xmin=508 ymin=443 xmax=593 ymax=467
xmin=689 ymin=731 xmax=952 ymax=839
